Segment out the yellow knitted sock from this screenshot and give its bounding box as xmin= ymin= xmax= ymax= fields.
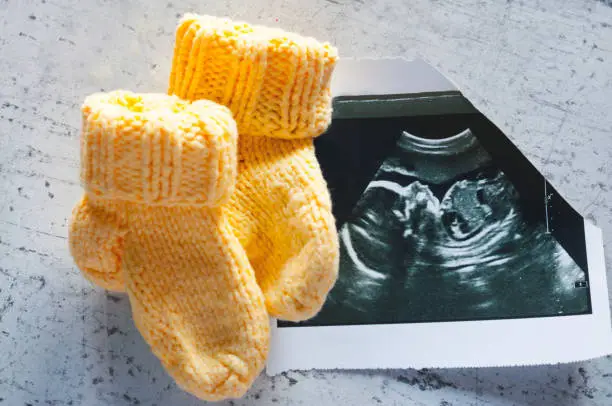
xmin=169 ymin=15 xmax=340 ymax=321
xmin=68 ymin=91 xmax=269 ymax=401
xmin=69 ymin=196 xmax=126 ymax=291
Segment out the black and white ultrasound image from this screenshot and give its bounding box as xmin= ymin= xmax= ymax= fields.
xmin=285 ymin=114 xmax=591 ymax=327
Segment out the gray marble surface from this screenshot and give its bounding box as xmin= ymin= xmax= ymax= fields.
xmin=1 ymin=0 xmax=611 ymax=404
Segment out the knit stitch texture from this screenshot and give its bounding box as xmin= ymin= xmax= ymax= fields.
xmin=169 ymin=14 xmax=340 ymax=321
xmin=69 ymin=91 xmax=269 ymax=400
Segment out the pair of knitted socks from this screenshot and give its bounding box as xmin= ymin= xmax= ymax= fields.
xmin=68 ymin=15 xmax=339 ymax=401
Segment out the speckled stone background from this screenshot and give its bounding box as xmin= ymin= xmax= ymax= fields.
xmin=1 ymin=0 xmax=611 ymax=405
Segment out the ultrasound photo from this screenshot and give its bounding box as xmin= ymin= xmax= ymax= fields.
xmin=268 ymin=60 xmax=610 ymax=375
xmin=284 ymin=114 xmax=591 ymax=327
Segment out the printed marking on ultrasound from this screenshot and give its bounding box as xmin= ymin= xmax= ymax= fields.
xmin=544 ymin=180 xmax=551 ymax=234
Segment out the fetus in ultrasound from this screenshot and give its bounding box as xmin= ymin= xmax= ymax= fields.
xmin=312 ymin=128 xmax=589 ymax=325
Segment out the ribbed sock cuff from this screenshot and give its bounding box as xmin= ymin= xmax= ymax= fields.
xmin=169 ymin=14 xmax=338 ymax=140
xmin=80 ymin=91 xmax=237 ymax=206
